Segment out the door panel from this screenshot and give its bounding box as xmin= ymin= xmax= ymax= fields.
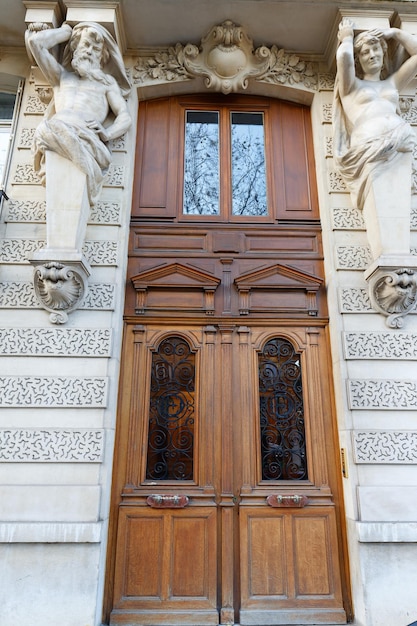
xmin=112 ymin=507 xmax=218 ymax=623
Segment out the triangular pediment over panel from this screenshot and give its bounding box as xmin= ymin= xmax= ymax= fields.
xmin=234 ymin=263 xmax=323 ymax=316
xmin=131 ymin=262 xmax=221 ymax=315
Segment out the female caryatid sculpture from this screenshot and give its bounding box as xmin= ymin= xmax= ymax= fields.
xmin=333 ymin=18 xmax=417 ymax=213
xmin=334 ymin=18 xmax=417 ymax=327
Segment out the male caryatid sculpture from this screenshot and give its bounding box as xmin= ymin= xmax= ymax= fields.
xmin=25 ymin=21 xmax=131 ymax=323
xmin=26 ymin=21 xmax=131 ymax=207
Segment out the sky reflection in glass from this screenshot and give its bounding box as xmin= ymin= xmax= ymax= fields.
xmin=183 ymin=111 xmax=220 ymax=215
xmin=231 ymin=112 xmax=267 ymax=216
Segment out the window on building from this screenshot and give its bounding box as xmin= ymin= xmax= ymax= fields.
xmin=0 ymin=74 xmax=22 ymax=192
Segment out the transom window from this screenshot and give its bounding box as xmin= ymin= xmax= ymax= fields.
xmin=183 ymin=110 xmax=267 ymax=217
xmin=132 ymin=95 xmax=319 ymax=223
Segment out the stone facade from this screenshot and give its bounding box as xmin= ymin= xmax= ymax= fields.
xmin=0 ymin=2 xmax=417 ymax=626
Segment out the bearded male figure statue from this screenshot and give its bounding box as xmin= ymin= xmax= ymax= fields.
xmin=25 ymin=21 xmax=131 ymax=322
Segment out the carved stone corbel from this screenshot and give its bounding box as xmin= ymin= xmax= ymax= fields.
xmin=366 ymin=265 xmax=417 ymax=328
xmin=32 ymin=259 xmax=91 ymax=325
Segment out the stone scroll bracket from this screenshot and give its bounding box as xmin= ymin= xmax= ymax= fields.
xmin=30 ymin=256 xmax=91 ymax=325
xmin=365 ymin=259 xmax=417 ymax=328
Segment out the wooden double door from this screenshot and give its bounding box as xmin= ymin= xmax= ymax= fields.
xmin=105 ymin=94 xmax=350 ymax=625
xmin=107 ymin=320 xmax=348 ymax=626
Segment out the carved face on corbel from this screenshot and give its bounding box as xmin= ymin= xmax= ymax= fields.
xmin=183 ymin=20 xmax=272 ymax=94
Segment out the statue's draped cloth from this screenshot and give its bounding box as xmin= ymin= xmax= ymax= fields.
xmin=33 ymin=117 xmax=111 ymax=206
xmin=333 ymin=78 xmax=416 ymax=210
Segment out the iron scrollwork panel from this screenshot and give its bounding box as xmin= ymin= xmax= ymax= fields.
xmin=146 ymin=336 xmax=196 ymax=481
xmin=258 ymin=337 xmax=308 ymax=481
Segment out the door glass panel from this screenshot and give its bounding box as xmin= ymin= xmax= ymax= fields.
xmin=258 ymin=337 xmax=308 ymax=480
xmin=231 ymin=112 xmax=268 ymax=216
xmin=183 ymin=110 xmax=220 ymax=215
xmin=146 ymin=336 xmax=196 ymax=480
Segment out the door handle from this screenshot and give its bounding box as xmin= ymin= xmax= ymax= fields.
xmin=266 ymin=494 xmax=308 ymax=508
xmin=146 ymin=494 xmax=189 ymax=508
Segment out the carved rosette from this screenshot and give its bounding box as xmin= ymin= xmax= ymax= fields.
xmin=32 ymin=261 xmax=90 ymax=324
xmin=367 ymin=267 xmax=417 ymax=328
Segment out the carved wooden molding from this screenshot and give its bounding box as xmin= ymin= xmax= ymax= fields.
xmin=131 ymin=262 xmax=220 ymax=315
xmin=234 ymin=264 xmax=322 ymax=316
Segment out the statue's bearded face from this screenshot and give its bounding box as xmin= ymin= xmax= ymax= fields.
xmin=72 ymin=30 xmax=104 ymax=77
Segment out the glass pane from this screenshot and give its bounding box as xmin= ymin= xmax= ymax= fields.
xmin=183 ymin=110 xmax=219 ymax=215
xmin=0 ymin=92 xmax=16 ymax=120
xmin=231 ymin=112 xmax=268 ymax=216
xmin=0 ymin=127 xmax=11 ymax=183
xmin=258 ymin=338 xmax=308 ymax=480
xmin=146 ymin=336 xmax=195 ymax=480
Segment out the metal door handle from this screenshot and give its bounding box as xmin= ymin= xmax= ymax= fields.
xmin=146 ymin=494 xmax=189 ymax=508
xmin=266 ymin=494 xmax=308 ymax=508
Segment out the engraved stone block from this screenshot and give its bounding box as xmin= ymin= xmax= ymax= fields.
xmin=0 ymin=429 xmax=104 ymax=462
xmin=0 ymin=376 xmax=108 ymax=407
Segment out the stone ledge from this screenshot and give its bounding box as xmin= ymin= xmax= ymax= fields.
xmin=357 ymin=521 xmax=417 ymax=543
xmin=0 ymin=521 xmax=102 ymax=543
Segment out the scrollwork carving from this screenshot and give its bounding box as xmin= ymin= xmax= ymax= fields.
xmin=132 ymin=21 xmax=318 ymax=94
xmin=182 ymin=20 xmax=272 ymax=94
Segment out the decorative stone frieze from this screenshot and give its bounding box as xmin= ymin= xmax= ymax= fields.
xmin=132 ymin=20 xmax=318 ymax=94
xmin=6 ymin=200 xmax=45 ymax=222
xmin=344 ymin=332 xmax=417 ymax=359
xmin=0 ymin=328 xmax=111 ymax=357
xmin=0 ymin=429 xmax=104 ymax=462
xmin=336 ymin=245 xmax=373 ymax=270
xmin=318 ymin=73 xmax=335 ymax=90
xmin=0 ymin=376 xmax=108 ymax=407
xmin=328 ymin=170 xmax=347 ymax=193
xmin=24 ymin=94 xmax=47 ymax=115
xmin=321 ymin=103 xmax=333 ymax=124
xmin=325 ymin=136 xmax=333 ymax=158
xmin=133 ymin=45 xmax=193 ymax=85
xmin=12 ymin=163 xmax=40 ymax=185
xmin=0 ymin=281 xmax=115 ymax=310
xmin=332 ymin=206 xmax=365 ymax=230
xmin=5 ymin=199 xmax=122 ymax=225
xmin=104 ymin=164 xmax=125 ymax=187
xmin=348 ymin=379 xmax=417 ymax=410
xmin=339 ymin=287 xmax=373 ymax=312
xmin=0 ymin=239 xmax=118 ymax=266
xmin=18 ymin=128 xmax=36 ymax=149
xmin=354 ymin=431 xmax=417 ymax=463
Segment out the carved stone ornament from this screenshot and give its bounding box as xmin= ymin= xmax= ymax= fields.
xmin=32 ymin=260 xmax=90 ymax=324
xmin=133 ymin=20 xmax=317 ymax=93
xmin=182 ymin=20 xmax=272 ymax=94
xmin=367 ymin=267 xmax=417 ymax=328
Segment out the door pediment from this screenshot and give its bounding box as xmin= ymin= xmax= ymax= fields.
xmin=131 ymin=262 xmax=220 ymax=315
xmin=234 ymin=263 xmax=323 ymax=316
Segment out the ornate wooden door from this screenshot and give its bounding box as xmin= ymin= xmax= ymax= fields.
xmin=104 ymin=95 xmax=351 ymax=625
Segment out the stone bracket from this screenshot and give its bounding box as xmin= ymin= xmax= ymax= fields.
xmin=30 ymin=257 xmax=91 ymax=324
xmin=365 ymin=260 xmax=417 ymax=328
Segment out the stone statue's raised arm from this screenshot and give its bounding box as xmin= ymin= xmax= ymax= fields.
xmin=335 ymin=18 xmax=356 ymax=98
xmin=25 ymin=23 xmax=73 ymax=87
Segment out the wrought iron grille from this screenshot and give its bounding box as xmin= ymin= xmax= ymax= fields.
xmin=258 ymin=337 xmax=308 ymax=480
xmin=146 ymin=336 xmax=195 ymax=480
